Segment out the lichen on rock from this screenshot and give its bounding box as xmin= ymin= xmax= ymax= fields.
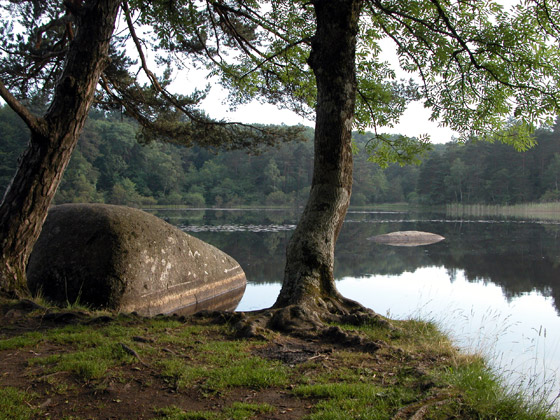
xmin=27 ymin=204 xmax=246 ymax=315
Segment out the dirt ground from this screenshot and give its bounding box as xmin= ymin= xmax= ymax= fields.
xmin=1 ymin=300 xmax=328 ymax=419
xmin=0 ymin=299 xmax=501 ymax=420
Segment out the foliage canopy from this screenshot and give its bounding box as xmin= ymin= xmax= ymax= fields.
xmin=2 ymin=1 xmax=560 ymax=161
xmin=128 ymin=0 xmax=560 ymax=165
xmin=0 ymin=0 xmax=304 ymax=152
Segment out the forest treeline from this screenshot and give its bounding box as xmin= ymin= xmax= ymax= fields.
xmin=1 ymin=105 xmax=559 ymax=207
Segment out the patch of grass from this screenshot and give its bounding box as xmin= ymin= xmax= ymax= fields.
xmin=0 ymin=331 xmax=43 ymax=350
xmin=144 ymin=317 xmax=185 ymax=332
xmin=158 ymin=324 xmax=218 ymax=346
xmin=294 ymin=383 xmax=413 ymax=420
xmin=0 ymin=387 xmax=38 ymax=420
xmin=294 ymin=382 xmax=384 ymax=399
xmin=329 ymin=318 xmax=559 ymax=420
xmin=45 ymin=324 xmax=106 ymax=348
xmin=335 ymin=318 xmax=395 ymax=342
xmin=154 ymin=406 xmax=220 ymax=420
xmin=158 ymin=353 xmax=288 ymax=392
xmin=157 ymin=336 xmax=288 ymax=392
xmin=158 ymin=357 xmax=205 ymax=389
xmin=205 ymin=356 xmax=288 ymax=390
xmin=44 ymin=323 xmax=138 ymax=348
xmin=441 ymin=358 xmax=557 ymax=420
xmin=3 ymin=296 xmax=557 ymax=420
xmin=153 ymin=402 xmax=274 ymax=420
xmin=29 ymin=342 xmax=134 ymax=381
xmin=198 ymin=339 xmax=256 ymax=364
xmin=302 ymin=351 xmax=376 ymax=384
xmin=339 ymin=317 xmax=456 ymax=363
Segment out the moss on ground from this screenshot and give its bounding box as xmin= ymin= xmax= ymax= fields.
xmin=0 ymin=297 xmax=557 ymax=420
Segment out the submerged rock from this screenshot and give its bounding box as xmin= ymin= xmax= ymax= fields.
xmin=368 ymin=231 xmax=445 ymax=247
xmin=27 ymin=204 xmax=246 ymax=316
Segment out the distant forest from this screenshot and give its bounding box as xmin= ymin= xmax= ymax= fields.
xmin=1 ymin=105 xmax=559 ymax=207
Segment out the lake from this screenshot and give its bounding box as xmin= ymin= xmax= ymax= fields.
xmin=150 ymin=207 xmax=560 ymax=406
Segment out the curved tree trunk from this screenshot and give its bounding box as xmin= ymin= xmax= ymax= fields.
xmin=275 ymin=0 xmax=362 ymax=308
xmin=0 ymin=0 xmax=121 ymax=297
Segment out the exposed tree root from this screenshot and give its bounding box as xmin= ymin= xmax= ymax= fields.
xmin=217 ymin=295 xmax=395 ymax=353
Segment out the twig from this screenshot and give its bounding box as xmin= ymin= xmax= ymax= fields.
xmin=392 ymin=395 xmax=453 ymax=420
xmin=120 ymin=343 xmax=149 ymax=367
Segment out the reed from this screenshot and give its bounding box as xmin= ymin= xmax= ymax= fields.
xmin=447 ymin=202 xmax=560 ymax=220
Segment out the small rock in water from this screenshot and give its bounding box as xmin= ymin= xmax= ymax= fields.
xmin=368 ymin=231 xmax=445 ymax=247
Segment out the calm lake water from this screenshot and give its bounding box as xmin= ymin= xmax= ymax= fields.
xmin=151 ymin=207 xmax=560 ymax=405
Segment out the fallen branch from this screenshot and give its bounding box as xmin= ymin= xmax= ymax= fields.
xmin=120 ymin=343 xmax=148 ymax=367
xmin=392 ymin=395 xmax=454 ymax=420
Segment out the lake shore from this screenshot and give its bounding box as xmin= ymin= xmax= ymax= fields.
xmin=1 ymin=297 xmax=557 ymax=420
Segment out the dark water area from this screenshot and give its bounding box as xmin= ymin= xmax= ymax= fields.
xmin=150 ymin=208 xmax=560 ymax=404
xmin=154 ymin=208 xmax=560 ymax=314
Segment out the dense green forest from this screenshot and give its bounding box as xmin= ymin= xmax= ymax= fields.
xmin=1 ymin=105 xmax=559 ymax=207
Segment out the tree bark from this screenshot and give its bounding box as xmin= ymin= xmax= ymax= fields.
xmin=275 ymin=0 xmax=362 ymax=307
xmin=0 ymin=0 xmax=121 ymax=297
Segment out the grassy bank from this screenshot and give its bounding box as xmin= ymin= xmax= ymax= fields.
xmin=447 ymin=202 xmax=560 ymax=221
xmin=0 ymin=298 xmax=557 ymax=420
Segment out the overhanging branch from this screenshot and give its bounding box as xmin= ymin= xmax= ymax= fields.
xmin=0 ymin=79 xmax=47 ymax=136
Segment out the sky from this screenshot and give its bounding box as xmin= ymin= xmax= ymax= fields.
xmin=191 ymin=0 xmax=518 ymax=145
xmin=1 ymin=0 xmax=517 ymax=145
xmin=198 ymin=78 xmax=457 ymax=144
xmin=193 ymin=57 xmax=458 ymax=145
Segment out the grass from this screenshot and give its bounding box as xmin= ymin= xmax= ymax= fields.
xmin=0 ymin=387 xmax=38 ymax=420
xmin=293 ymin=383 xmax=412 ymax=420
xmin=29 ymin=342 xmax=135 ymax=381
xmin=440 ymin=359 xmax=557 ymax=420
xmin=153 ymin=402 xmax=275 ymax=420
xmin=338 ymin=316 xmax=456 ymax=358
xmin=0 ymin=331 xmax=44 ymax=350
xmin=1 ymin=297 xmax=558 ymax=420
xmin=157 ymin=339 xmax=289 ymax=392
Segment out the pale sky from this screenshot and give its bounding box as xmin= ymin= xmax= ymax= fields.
xmin=1 ymin=0 xmax=517 ymax=145
xmin=193 ymin=0 xmax=518 ymax=145
xmin=197 ymin=79 xmax=457 ymax=144
xmin=191 ymin=38 xmax=457 ymax=144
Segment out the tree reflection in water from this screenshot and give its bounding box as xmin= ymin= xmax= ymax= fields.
xmin=152 ymin=208 xmax=560 ymax=315
xmin=151 ymin=208 xmax=560 ymax=406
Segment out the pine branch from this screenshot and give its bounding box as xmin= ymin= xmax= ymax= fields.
xmin=0 ymin=79 xmax=47 ymax=136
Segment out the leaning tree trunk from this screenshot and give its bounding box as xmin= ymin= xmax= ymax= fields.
xmin=0 ymin=0 xmax=121 ymax=297
xmin=274 ymin=0 xmax=363 ymax=308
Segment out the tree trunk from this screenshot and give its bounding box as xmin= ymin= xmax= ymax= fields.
xmin=0 ymin=0 xmax=120 ymax=297
xmin=275 ymin=0 xmax=362 ymax=307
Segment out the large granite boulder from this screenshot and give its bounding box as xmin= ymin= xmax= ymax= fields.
xmin=27 ymin=204 xmax=246 ymax=316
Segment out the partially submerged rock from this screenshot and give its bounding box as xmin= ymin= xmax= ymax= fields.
xmin=27 ymin=204 xmax=246 ymax=316
xmin=368 ymin=231 xmax=445 ymax=247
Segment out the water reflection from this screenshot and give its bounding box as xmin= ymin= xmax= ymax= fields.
xmin=337 ymin=267 xmax=560 ymax=403
xmin=169 ymin=285 xmax=246 ymax=316
xmin=152 ymin=208 xmax=560 ymax=315
xmin=150 ymin=208 xmax=560 ymax=403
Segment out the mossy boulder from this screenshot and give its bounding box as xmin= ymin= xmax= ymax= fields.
xmin=27 ymin=204 xmax=246 ymax=315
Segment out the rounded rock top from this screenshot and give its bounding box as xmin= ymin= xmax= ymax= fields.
xmin=27 ymin=204 xmax=246 ymax=315
xmin=368 ymin=231 xmax=445 ymax=247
